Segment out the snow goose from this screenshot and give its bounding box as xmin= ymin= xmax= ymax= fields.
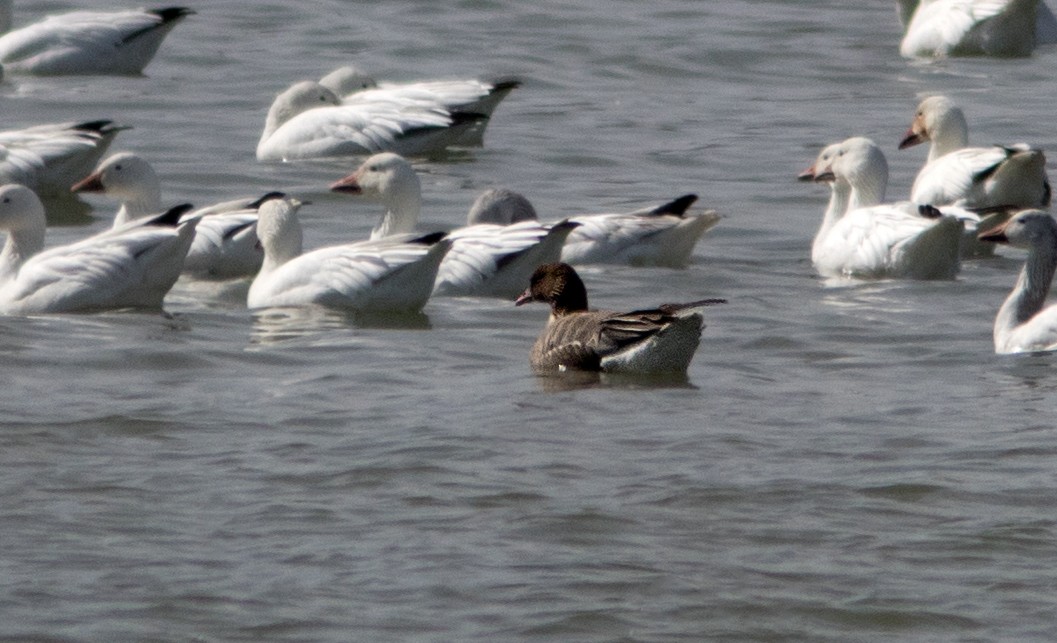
xmin=247 ymin=195 xmax=451 ymax=312
xmin=897 ymin=0 xmax=1057 ymax=42
xmin=900 ymin=95 xmax=1050 ymax=209
xmin=898 ymin=0 xmax=1042 ymax=58
xmin=801 ymin=136 xmax=962 ymax=280
xmin=0 ymin=184 xmax=196 ymax=314
xmin=0 ymin=119 xmax=124 ymax=196
xmin=978 ymin=210 xmax=1057 ymax=353
xmin=71 ymin=151 xmax=276 ymax=280
xmin=319 ymin=65 xmax=520 ymax=147
xmin=256 ymin=80 xmax=485 ymax=162
xmin=514 ymin=262 xmax=725 ymax=373
xmin=329 ymin=152 xmax=577 ymax=298
xmin=466 ymin=188 xmax=720 ymax=267
xmin=0 ymin=4 xmax=193 ymax=75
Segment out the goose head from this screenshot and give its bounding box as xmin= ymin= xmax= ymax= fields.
xmin=318 ymin=65 xmax=378 ymax=96
xmin=330 ymin=152 xmax=422 ymax=239
xmin=264 ymin=81 xmax=342 ymax=134
xmin=830 ymin=136 xmax=888 ymax=207
xmin=72 ymin=152 xmax=160 ymax=201
xmin=255 ymin=195 xmax=305 ymax=269
xmin=978 ymin=209 xmax=1057 ymax=249
xmin=515 ymin=262 xmax=589 ymax=316
xmin=799 ymin=141 xmax=841 ymax=183
xmin=466 ymin=188 xmax=539 ymax=225
xmin=899 ymin=95 xmax=969 ymax=154
xmin=0 ymin=184 xmax=45 ymax=234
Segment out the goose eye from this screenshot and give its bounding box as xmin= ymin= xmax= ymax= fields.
xmin=114 ymin=164 xmax=123 ymax=171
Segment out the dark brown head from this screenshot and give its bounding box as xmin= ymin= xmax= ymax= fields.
xmin=515 ymin=262 xmax=589 ymax=316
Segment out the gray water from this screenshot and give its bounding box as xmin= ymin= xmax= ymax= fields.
xmin=3 ymin=1 xmax=1057 ymax=640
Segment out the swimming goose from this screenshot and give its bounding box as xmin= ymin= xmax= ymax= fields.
xmin=898 ymin=0 xmax=1043 ymax=58
xmin=897 ymin=0 xmax=1057 ymax=43
xmin=514 ymin=262 xmax=725 ymax=373
xmin=801 ymin=136 xmax=962 ymax=280
xmin=256 ymin=80 xmax=485 ymax=162
xmin=330 ymin=152 xmax=577 ymax=298
xmin=0 ymin=120 xmax=124 ymax=196
xmin=319 ymin=65 xmax=520 ymax=147
xmin=247 ymin=195 xmax=451 ymax=312
xmin=0 ymin=4 xmax=193 ymax=75
xmin=978 ymin=210 xmax=1057 ymax=354
xmin=900 ymin=96 xmax=1050 ymax=210
xmin=466 ymin=188 xmax=720 ymax=267
xmin=71 ymin=151 xmax=276 ymax=280
xmin=0 ymin=184 xmax=196 ymax=314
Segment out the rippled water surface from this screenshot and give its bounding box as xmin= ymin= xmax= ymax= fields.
xmin=4 ymin=1 xmax=1057 ymax=640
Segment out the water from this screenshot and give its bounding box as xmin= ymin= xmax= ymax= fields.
xmin=3 ymin=1 xmax=1057 ymax=640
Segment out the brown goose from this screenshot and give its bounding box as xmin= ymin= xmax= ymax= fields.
xmin=514 ymin=262 xmax=724 ymax=373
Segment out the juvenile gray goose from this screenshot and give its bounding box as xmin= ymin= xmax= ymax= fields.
xmin=514 ymin=262 xmax=724 ymax=373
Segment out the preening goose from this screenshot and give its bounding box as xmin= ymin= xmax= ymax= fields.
xmin=979 ymin=210 xmax=1057 ymax=354
xmin=256 ymin=80 xmax=486 ymax=162
xmin=330 ymin=152 xmax=576 ymax=298
xmin=514 ymin=262 xmax=725 ymax=373
xmin=319 ymin=65 xmax=519 ymax=147
xmin=0 ymin=184 xmax=196 ymax=314
xmin=466 ymin=188 xmax=720 ymax=267
xmin=0 ymin=4 xmax=193 ymax=75
xmin=801 ymin=136 xmax=962 ymax=280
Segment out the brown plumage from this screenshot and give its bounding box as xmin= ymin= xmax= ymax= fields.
xmin=514 ymin=263 xmax=725 ymax=373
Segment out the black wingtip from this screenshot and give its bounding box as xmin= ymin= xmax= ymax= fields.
xmin=248 ymin=191 xmax=287 ymax=209
xmin=150 ymin=7 xmax=196 ymax=22
xmin=651 ymin=194 xmax=699 ymax=217
xmin=411 ymin=231 xmax=448 ymax=245
xmin=150 ymin=203 xmax=195 ymax=227
xmin=490 ymin=78 xmax=522 ymax=92
xmin=918 ymin=204 xmax=943 ymax=219
xmin=449 ymin=112 xmax=490 ymax=126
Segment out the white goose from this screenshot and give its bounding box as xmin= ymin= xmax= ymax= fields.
xmin=0 ymin=120 xmax=124 ymax=196
xmin=801 ymin=136 xmax=962 ymax=280
xmin=898 ymin=0 xmax=1046 ymax=58
xmin=256 ymin=80 xmax=485 ymax=162
xmin=0 ymin=184 xmax=196 ymax=314
xmin=465 ymin=188 xmax=720 ymax=267
xmin=329 ymin=152 xmax=578 ymax=298
xmin=247 ymin=196 xmax=451 ymax=312
xmin=71 ymin=152 xmax=275 ymax=280
xmin=0 ymin=3 xmax=193 ymax=75
xmin=319 ymin=65 xmax=520 ymax=147
xmin=978 ymin=210 xmax=1057 ymax=353
xmin=900 ymin=95 xmax=1050 ymax=209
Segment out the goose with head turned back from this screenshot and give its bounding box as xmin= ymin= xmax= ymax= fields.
xmin=514 ymin=262 xmax=725 ymax=373
xmin=0 ymin=184 xmax=196 ymax=314
xmin=247 ymin=195 xmax=451 ymax=312
xmin=71 ymin=152 xmax=278 ymax=280
xmin=800 ymin=136 xmax=962 ymax=280
xmin=318 ymin=65 xmax=520 ymax=148
xmin=979 ymin=210 xmax=1057 ymax=354
xmin=256 ymin=80 xmax=486 ymax=162
xmin=0 ymin=2 xmax=193 ymax=75
xmin=466 ymin=188 xmax=720 ymax=267
xmin=898 ymin=0 xmax=1043 ymax=58
xmin=330 ymin=152 xmax=578 ymax=298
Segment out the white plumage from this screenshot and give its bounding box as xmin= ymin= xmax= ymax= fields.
xmin=247 ymin=196 xmax=451 ymax=312
xmin=466 ymin=188 xmax=720 ymax=267
xmin=802 ymin=137 xmax=962 ymax=280
xmin=899 ymin=0 xmax=1043 ymax=58
xmin=0 ymin=4 xmax=193 ymax=75
xmin=0 ymin=120 xmax=123 ymax=196
xmin=978 ymin=210 xmax=1057 ymax=354
xmin=0 ymin=184 xmax=196 ymax=314
xmin=71 ymin=152 xmax=274 ymax=280
xmin=256 ymin=81 xmax=486 ymax=162
xmin=330 ymin=152 xmax=575 ymax=298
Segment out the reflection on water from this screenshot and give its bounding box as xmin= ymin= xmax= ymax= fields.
xmin=249 ymin=305 xmax=431 ymax=346
xmin=534 ymin=368 xmax=697 ymax=392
